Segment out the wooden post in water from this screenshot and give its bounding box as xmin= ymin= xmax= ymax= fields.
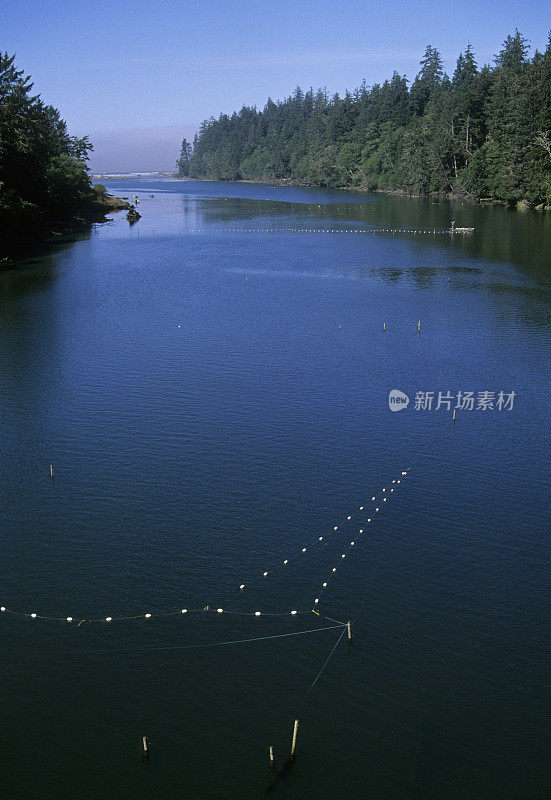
xmin=290 ymin=720 xmax=299 ymax=761
xmin=383 ymin=322 xmax=386 ymax=332
xmin=269 ymin=745 xmax=275 ymax=769
xmin=49 ymin=464 xmax=53 ymax=478
xmin=347 ymin=621 xmax=352 ymax=641
xmin=453 ymin=409 xmax=456 ymax=425
xmin=142 ymin=736 xmax=149 ymax=758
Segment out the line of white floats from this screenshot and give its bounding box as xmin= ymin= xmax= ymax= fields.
xmin=185 ymin=228 xmax=453 ymax=235
xmin=0 ymin=470 xmax=411 ymax=624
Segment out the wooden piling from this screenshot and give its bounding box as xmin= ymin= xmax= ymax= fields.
xmin=347 ymin=621 xmax=352 ymax=640
xmin=269 ymin=745 xmax=275 ymax=768
xmin=291 ymin=720 xmax=299 ymax=760
xmin=49 ymin=464 xmax=53 ymax=479
xmin=453 ymin=409 xmax=456 ymax=425
xmin=142 ymin=736 xmax=149 ymax=758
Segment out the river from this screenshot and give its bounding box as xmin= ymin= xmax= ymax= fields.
xmin=0 ymin=178 xmax=549 ymax=799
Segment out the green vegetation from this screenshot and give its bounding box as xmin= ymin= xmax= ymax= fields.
xmin=0 ymin=52 xmax=117 ymax=246
xmin=181 ymin=31 xmax=551 ymax=206
xmin=176 ymin=137 xmax=193 ymax=177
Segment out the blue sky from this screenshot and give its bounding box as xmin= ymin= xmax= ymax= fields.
xmin=3 ymin=0 xmax=549 ymax=171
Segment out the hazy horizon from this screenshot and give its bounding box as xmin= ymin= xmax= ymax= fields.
xmin=87 ymin=125 xmax=198 ymax=174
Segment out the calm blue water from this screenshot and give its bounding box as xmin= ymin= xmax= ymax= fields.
xmin=0 ymin=179 xmax=549 ymax=799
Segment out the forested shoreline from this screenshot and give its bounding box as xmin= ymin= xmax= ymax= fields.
xmin=179 ymin=31 xmax=551 ymax=207
xmin=0 ymin=52 xmax=125 ymax=253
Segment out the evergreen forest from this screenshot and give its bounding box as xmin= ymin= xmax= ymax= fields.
xmin=179 ymin=32 xmax=551 ymax=205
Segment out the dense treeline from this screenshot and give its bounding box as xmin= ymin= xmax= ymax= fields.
xmin=0 ymin=52 xmax=109 ymax=244
xmin=180 ymin=32 xmax=551 ymax=205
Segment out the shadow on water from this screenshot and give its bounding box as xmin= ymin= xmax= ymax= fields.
xmin=0 ymin=255 xmax=58 ymax=302
xmin=160 ymin=184 xmax=551 ymax=287
xmin=0 ymin=223 xmax=95 ymax=277
xmin=266 ymin=757 xmax=296 ymax=796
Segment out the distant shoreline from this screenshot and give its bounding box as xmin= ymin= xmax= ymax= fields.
xmin=92 ymin=172 xmax=175 ymax=180
xmin=94 ymin=170 xmax=548 ymax=212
